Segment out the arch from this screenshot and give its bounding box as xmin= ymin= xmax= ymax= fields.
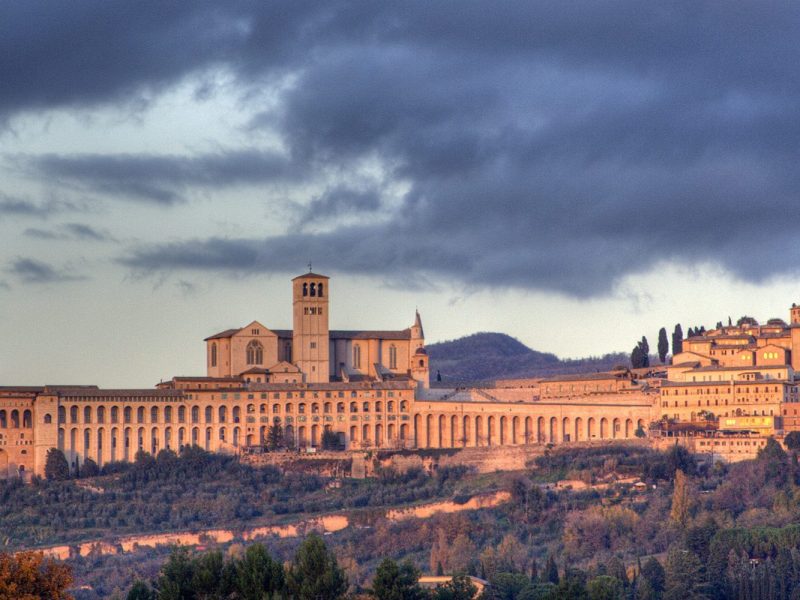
xmin=205 ymin=406 xmax=213 ymax=423
xmin=178 ymin=406 xmax=186 ymax=424
xmin=97 ymin=427 xmax=105 ymax=464
xmin=625 ymin=419 xmax=633 ymax=438
xmin=462 ymin=415 xmax=471 ymax=447
xmin=192 ymin=427 xmax=199 ymax=446
xmin=137 ymin=406 xmax=145 ymax=424
xmin=0 ymin=410 xmax=5 ymax=428
xmin=151 ymin=427 xmax=159 ymax=453
xmin=83 ymin=406 xmax=92 ymax=424
xmin=205 ymin=427 xmax=212 ymax=450
xmin=124 ymin=427 xmax=131 ymax=461
xmin=612 ymin=418 xmax=620 ymax=439
xmin=191 ymin=406 xmax=199 ymax=424
xmin=233 ymin=406 xmax=241 ymax=423
xmin=537 ymin=416 xmax=545 ymax=444
xmin=587 ymin=417 xmax=596 ymax=439
xmin=178 ymin=427 xmax=186 ymax=449
xmin=353 ymin=345 xmax=362 ymax=369
xmin=350 ymin=401 xmax=358 ymax=412
xmin=524 ymin=416 xmax=532 ymax=444
xmin=211 ymin=342 xmax=217 ymax=367
xmin=400 ymin=423 xmax=408 ymax=444
xmin=574 ymin=417 xmax=583 ymax=442
xmin=475 ymin=415 xmax=484 ymax=446
xmin=549 ymin=417 xmax=557 ymax=443
xmin=426 ymin=414 xmax=434 ymax=447
xmin=361 ymin=401 xmax=369 ymax=413
xmin=110 ymin=427 xmax=118 ymax=462
xmin=499 ymin=416 xmax=507 ymax=445
xmin=70 ymin=428 xmax=78 ymax=462
xmin=259 ymin=403 xmax=267 ymax=414
xmin=246 ymin=340 xmax=264 ymax=365
xmin=336 ymin=402 xmax=345 ymax=414
xmin=218 ymin=406 xmax=227 ymax=423
xmin=361 ymin=424 xmax=370 ymax=446
xmin=302 ymin=282 xmax=308 ymax=296
xmin=110 ymin=406 xmax=119 ymax=424
xmin=375 ymin=401 xmax=382 ymax=413
xmin=389 ymin=344 xmax=397 ymax=370
xmin=83 ymin=428 xmax=91 ymax=461
xmin=311 ymin=424 xmax=319 ymax=447
xmin=637 ymin=419 xmax=645 ymax=434
xmin=318 ymin=283 xmax=324 ymax=297
xmin=438 ymin=414 xmax=446 ymax=447
xmin=324 ymin=402 xmax=332 ymax=414
xmin=511 ymin=416 xmax=520 ymax=445
xmin=58 ymin=427 xmax=65 ymax=450
xmin=562 ymin=417 xmax=570 ymax=442
xmin=350 ymin=425 xmax=358 ymax=446
xmin=10 ymin=410 xmax=19 ymax=428
xmin=375 ymin=423 xmax=383 ymax=446
xmin=124 ymin=406 xmax=132 ymax=424
xmin=137 ymin=427 xmax=145 ymax=452
xmin=600 ymin=418 xmax=608 ymax=439
xmin=70 ymin=406 xmax=79 ymax=424
xmin=387 ymin=423 xmax=396 ymax=446
xmin=233 ymin=427 xmax=240 ymax=447
xmin=150 ymin=406 xmax=159 ymax=424
xmin=164 ymin=406 xmax=173 ymax=423
xmin=414 ymin=414 xmax=422 ymax=448
xmin=311 ymin=403 xmax=320 ymax=414
xmin=219 ymin=427 xmax=226 ymax=443
xmin=96 ymin=406 xmax=105 ymax=424
xmin=58 ymin=406 xmax=66 ymax=424
xmin=309 ymin=282 xmax=316 ymax=297
xmin=450 ymin=415 xmax=458 ymax=448
xmin=23 ymin=410 xmax=33 ymax=427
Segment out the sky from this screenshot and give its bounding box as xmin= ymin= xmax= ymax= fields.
xmin=2 ymin=2 xmax=800 ymax=387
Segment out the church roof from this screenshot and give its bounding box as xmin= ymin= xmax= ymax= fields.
xmin=292 ymin=272 xmax=329 ymax=280
xmin=204 ymin=328 xmax=241 ymax=341
xmin=207 ymin=327 xmax=412 ymax=341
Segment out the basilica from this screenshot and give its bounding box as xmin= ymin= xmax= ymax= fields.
xmin=2 ymin=271 xmax=798 ymax=478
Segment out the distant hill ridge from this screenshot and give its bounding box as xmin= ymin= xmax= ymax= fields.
xmin=427 ymin=332 xmax=628 ymax=383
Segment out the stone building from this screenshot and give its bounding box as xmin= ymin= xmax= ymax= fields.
xmin=4 ymin=271 xmax=798 ymax=477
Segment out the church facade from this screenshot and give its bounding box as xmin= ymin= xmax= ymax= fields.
xmin=3 ymin=271 xmax=798 ymax=478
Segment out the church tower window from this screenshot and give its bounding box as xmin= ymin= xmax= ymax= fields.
xmin=247 ymin=340 xmax=264 ymax=365
xmin=353 ymin=345 xmax=362 ymax=369
xmin=318 ymin=283 xmax=323 ymax=297
xmin=211 ymin=343 xmax=217 ymax=367
xmin=389 ymin=345 xmax=397 ymax=370
xmin=310 ymin=283 xmax=316 ymax=297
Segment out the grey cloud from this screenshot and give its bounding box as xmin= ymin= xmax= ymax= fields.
xmin=19 ymin=150 xmax=296 ymax=204
xmin=299 ymin=186 xmax=382 ymax=225
xmin=0 ymin=280 xmax=10 ymax=291
xmin=8 ymin=3 xmax=800 ymax=294
xmin=7 ymin=257 xmax=88 ymax=284
xmin=0 ymin=193 xmax=79 ymax=218
xmin=23 ymin=222 xmax=114 ymax=242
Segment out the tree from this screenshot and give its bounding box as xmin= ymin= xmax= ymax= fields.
xmin=126 ymin=581 xmax=154 ymax=600
xmin=587 ymin=575 xmax=623 ymax=600
xmin=545 ymin=555 xmax=559 ymax=585
xmin=433 ymin=574 xmax=477 ymax=600
xmin=784 ymin=431 xmax=800 ymax=452
xmin=663 ymin=548 xmax=705 ymax=600
xmin=236 ymin=543 xmax=285 ymax=600
xmin=371 ymin=558 xmax=425 ymax=600
xmin=267 ymin=423 xmax=284 ymax=451
xmin=631 ymin=345 xmax=645 ymax=370
xmin=669 ymin=469 xmax=691 ymax=527
xmin=286 ymin=533 xmax=347 ymax=600
xmin=640 ymin=337 xmax=650 ymax=367
xmin=80 ymin=458 xmax=99 ymax=478
xmin=45 ymin=448 xmax=70 ymax=481
xmin=0 ymin=551 xmax=73 ymax=600
xmin=657 ymin=328 xmax=669 ymax=364
xmin=639 ymin=557 xmax=665 ymax=600
xmin=156 ymin=547 xmax=196 ymax=600
xmin=671 ymin=325 xmax=683 ymax=358
xmin=321 ymin=429 xmax=342 ymax=451
xmin=758 ymin=437 xmax=789 ymax=486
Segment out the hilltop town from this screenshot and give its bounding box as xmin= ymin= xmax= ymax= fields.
xmin=3 ymin=271 xmax=798 ymax=479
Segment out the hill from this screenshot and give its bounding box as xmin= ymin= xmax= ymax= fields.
xmin=427 ymin=332 xmax=629 ymax=383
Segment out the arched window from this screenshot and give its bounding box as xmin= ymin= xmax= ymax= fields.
xmin=353 ymin=345 xmax=361 ymax=369
xmin=259 ymin=404 xmax=267 ymax=414
xmin=178 ymin=406 xmax=186 ymax=423
xmin=151 ymin=406 xmax=159 ymax=423
xmin=285 ymin=403 xmax=292 ymax=413
xmin=219 ymin=406 xmax=227 ymax=423
xmin=211 ymin=343 xmax=217 ymax=367
xmin=137 ymin=406 xmax=145 ymax=424
xmin=284 ymin=342 xmax=292 ymax=362
xmin=205 ymin=406 xmax=213 ymax=423
xmin=43 ymin=413 xmax=52 ymax=425
xmin=111 ymin=406 xmax=119 ymax=424
xmin=0 ymin=410 xmax=6 ymax=428
xmin=375 ymin=401 xmax=383 ymax=412
xmin=97 ymin=406 xmax=105 ymax=424
xmin=389 ymin=345 xmax=397 ymax=370
xmin=298 ymin=403 xmax=306 ymax=414
xmin=303 ymin=282 xmax=308 ymax=296
xmin=362 ymin=402 xmax=370 ymax=412
xmin=124 ymin=406 xmax=132 ymax=423
xmin=318 ymin=283 xmax=324 ymax=297
xmin=70 ymin=406 xmax=79 ymax=423
xmin=247 ymin=341 xmax=263 ymax=365
xmin=233 ymin=406 xmax=241 ymax=423
xmin=350 ymin=402 xmax=358 ymax=412
xmin=337 ymin=402 xmax=345 ymax=414
xmin=83 ymin=406 xmax=92 ymax=424
xmin=310 ymin=282 xmax=316 ymax=297
xmin=192 ymin=406 xmax=199 ymax=423
xmin=312 ymin=403 xmax=320 ymax=414
xmin=388 ymin=401 xmax=394 ymax=412
xmin=58 ymin=406 xmax=66 ymax=424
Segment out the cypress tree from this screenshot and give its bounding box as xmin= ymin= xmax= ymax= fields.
xmin=44 ymin=448 xmax=70 ymax=481
xmin=671 ymin=324 xmax=683 ymax=356
xmin=657 ymin=328 xmax=669 ymax=364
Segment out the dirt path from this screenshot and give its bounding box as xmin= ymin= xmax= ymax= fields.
xmin=32 ymin=490 xmax=511 ymax=561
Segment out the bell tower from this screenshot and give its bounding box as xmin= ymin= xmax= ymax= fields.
xmin=791 ymin=303 xmax=800 ymax=372
xmin=292 ymin=271 xmax=330 ymax=383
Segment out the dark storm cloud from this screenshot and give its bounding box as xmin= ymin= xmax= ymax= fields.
xmin=21 ymin=150 xmax=294 ymax=204
xmin=0 ymin=193 xmax=79 ymax=218
xmin=7 ymin=258 xmax=87 ymax=284
xmin=8 ymin=2 xmax=800 ymax=294
xmin=298 ymin=186 xmax=382 ymax=225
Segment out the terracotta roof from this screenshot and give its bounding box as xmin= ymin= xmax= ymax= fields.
xmin=171 ymin=376 xmax=242 ymax=382
xmin=292 ymin=272 xmax=329 ymax=280
xmin=204 ymin=328 xmax=241 ymax=341
xmin=56 ymin=389 xmax=184 ymax=398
